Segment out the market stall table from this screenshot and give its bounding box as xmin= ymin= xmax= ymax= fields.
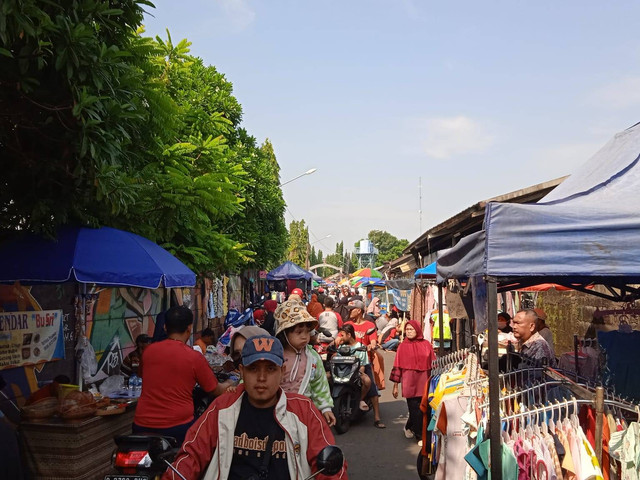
xmin=19 ymin=400 xmax=137 ymax=480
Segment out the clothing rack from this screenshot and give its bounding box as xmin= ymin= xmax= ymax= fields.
xmin=431 ymin=347 xmax=474 ymax=374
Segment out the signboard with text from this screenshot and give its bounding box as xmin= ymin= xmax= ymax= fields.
xmin=0 ymin=310 xmax=65 ymax=370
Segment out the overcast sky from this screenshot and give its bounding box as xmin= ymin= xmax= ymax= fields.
xmin=142 ymin=1 xmax=640 ymax=255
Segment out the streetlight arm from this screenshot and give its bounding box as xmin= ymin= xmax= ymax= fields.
xmin=280 ymin=168 xmax=317 ymax=187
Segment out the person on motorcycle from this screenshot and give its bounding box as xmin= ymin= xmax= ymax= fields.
xmin=345 ymin=300 xmax=386 ymax=429
xmin=317 ymin=297 xmax=340 ymax=344
xmin=133 ymin=306 xmax=233 ymax=445
xmin=274 ymin=295 xmax=336 ymax=427
xmin=334 ymin=324 xmax=372 ymax=411
xmin=162 ymin=335 xmax=347 ymax=480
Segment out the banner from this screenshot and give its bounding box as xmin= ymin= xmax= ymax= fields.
xmin=390 ymin=288 xmax=411 ymax=311
xmin=0 ymin=310 xmax=65 ymax=370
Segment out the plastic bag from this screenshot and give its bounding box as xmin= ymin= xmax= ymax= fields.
xmin=98 ymin=375 xmax=125 ymax=396
xmin=75 ymin=336 xmax=98 ymax=382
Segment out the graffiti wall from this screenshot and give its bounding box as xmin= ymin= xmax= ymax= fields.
xmin=87 ymin=287 xmax=166 ymax=382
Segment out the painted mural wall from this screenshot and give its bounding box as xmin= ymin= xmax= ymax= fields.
xmin=0 ymin=283 xmax=167 ymax=405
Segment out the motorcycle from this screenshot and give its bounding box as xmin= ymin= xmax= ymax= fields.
xmin=327 ymin=327 xmax=376 ymax=434
xmin=106 ymin=436 xmax=344 ymax=480
xmin=107 ymin=369 xmax=237 ymax=480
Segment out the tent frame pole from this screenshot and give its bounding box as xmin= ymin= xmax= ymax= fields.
xmin=486 ymin=277 xmax=502 ymax=479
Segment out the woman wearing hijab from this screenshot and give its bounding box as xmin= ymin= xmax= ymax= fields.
xmin=366 ymin=297 xmax=381 ymax=320
xmin=306 ymin=293 xmax=324 ymax=319
xmin=389 ymin=320 xmax=435 ymax=442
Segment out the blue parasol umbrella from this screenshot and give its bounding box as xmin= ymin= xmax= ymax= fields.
xmin=0 ymin=226 xmax=196 ymax=288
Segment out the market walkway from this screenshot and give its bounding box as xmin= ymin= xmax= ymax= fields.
xmin=334 ymin=349 xmax=422 ymax=479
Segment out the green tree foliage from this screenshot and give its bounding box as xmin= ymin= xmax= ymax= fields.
xmin=287 ymin=220 xmax=308 ymax=268
xmin=0 ymin=2 xmax=287 ymax=273
xmin=0 ymin=0 xmax=159 ymax=233
xmin=367 ymin=230 xmax=409 ymax=263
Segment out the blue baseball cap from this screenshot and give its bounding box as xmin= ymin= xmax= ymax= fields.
xmin=241 ymin=335 xmax=284 ymax=367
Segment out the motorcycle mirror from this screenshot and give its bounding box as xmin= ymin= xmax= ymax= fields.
xmin=316 ymin=445 xmax=344 ymax=476
xmin=365 ymin=327 xmax=376 ymax=335
xmin=319 ymin=329 xmax=332 ymax=337
xmin=337 ymin=345 xmax=351 ymax=355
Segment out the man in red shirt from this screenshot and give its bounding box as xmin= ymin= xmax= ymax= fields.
xmin=345 ymin=300 xmax=385 ymax=429
xmin=133 ymin=306 xmax=231 ymax=444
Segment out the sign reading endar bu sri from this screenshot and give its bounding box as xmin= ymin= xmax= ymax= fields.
xmin=0 ymin=310 xmax=65 ymax=370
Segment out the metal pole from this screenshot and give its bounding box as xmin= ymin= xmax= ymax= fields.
xmin=486 ymin=278 xmax=502 ymax=479
xmin=438 ymin=285 xmax=444 ymax=356
xmin=594 ymin=386 xmax=604 ymax=465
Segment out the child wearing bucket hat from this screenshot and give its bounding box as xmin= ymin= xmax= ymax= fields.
xmin=274 ymin=296 xmax=336 ymax=427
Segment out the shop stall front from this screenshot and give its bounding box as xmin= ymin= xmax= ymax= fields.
xmin=0 ymin=225 xmax=196 ymax=479
xmin=435 ymin=122 xmax=640 ymax=478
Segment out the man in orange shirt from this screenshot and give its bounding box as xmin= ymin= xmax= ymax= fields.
xmin=193 ymin=328 xmax=215 ymax=355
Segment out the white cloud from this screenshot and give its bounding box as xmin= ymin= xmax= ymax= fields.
xmin=420 ymin=116 xmax=495 ymax=159
xmin=588 ymin=76 xmax=640 ymax=109
xmin=218 ymin=0 xmax=255 ymax=31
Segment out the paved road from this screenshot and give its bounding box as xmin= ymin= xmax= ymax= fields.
xmin=333 ymin=349 xmax=422 ymax=479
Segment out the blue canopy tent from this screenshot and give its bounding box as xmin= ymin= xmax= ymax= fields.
xmin=266 ymin=261 xmax=313 ymax=281
xmin=438 ymin=122 xmax=640 ymax=290
xmin=436 ymin=122 xmax=640 ymax=477
xmin=0 ymin=225 xmax=196 ymax=288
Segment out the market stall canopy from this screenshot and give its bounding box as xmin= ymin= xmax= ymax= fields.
xmin=266 ymin=261 xmax=312 ymax=281
xmin=437 ymin=121 xmax=640 ymax=288
xmin=351 ymin=268 xmax=382 ymax=278
xmin=414 ymin=261 xmax=437 ymax=278
xmin=0 ymin=226 xmax=196 ymax=288
xmin=355 ymin=277 xmax=385 ymax=287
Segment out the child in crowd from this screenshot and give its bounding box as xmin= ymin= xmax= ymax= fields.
xmin=335 ymin=324 xmax=372 ymax=411
xmin=274 ymin=295 xmax=336 ymax=427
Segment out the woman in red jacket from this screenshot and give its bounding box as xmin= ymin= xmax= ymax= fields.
xmin=389 ymin=320 xmax=435 ymax=442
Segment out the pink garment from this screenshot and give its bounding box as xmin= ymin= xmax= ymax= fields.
xmin=281 ymin=348 xmax=307 ymax=393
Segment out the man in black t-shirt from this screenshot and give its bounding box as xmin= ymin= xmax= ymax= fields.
xmin=229 ymin=395 xmax=288 ymax=479
xmin=163 ymin=334 xmax=347 ymax=480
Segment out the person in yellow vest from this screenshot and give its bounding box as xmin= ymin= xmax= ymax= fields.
xmin=430 ymin=309 xmax=452 ymax=350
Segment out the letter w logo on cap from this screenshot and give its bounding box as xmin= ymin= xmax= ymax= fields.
xmin=252 ymin=338 xmax=274 ymax=352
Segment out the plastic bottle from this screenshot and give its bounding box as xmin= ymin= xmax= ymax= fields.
xmin=129 ymin=374 xmax=138 ymax=393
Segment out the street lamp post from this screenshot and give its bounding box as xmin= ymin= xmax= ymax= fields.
xmin=280 ymin=168 xmax=317 ymax=187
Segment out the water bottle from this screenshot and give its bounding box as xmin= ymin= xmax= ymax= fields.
xmin=129 ymin=374 xmax=138 ymax=393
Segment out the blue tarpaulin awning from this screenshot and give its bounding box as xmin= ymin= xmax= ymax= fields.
xmin=414 ymin=261 xmax=437 ymax=277
xmin=437 ymin=122 xmax=640 ymax=285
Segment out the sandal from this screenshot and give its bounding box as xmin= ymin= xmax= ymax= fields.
xmin=373 ymin=420 xmax=386 ymax=429
xmin=359 ymin=401 xmax=370 ymax=411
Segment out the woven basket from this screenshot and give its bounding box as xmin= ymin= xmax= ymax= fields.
xmin=22 ymin=397 xmax=59 ymax=419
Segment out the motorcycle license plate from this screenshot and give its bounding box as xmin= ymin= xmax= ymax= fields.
xmin=104 ymin=476 xmax=149 ymax=480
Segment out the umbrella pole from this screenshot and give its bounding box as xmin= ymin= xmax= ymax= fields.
xmin=77 ymin=283 xmax=87 ymax=390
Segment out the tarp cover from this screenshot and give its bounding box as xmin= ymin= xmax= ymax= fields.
xmin=437 ymin=122 xmax=640 ymax=284
xmin=266 ymin=261 xmax=312 ymax=281
xmin=414 ymin=261 xmax=437 ymax=277
xmin=0 ymin=226 xmax=196 ymax=288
